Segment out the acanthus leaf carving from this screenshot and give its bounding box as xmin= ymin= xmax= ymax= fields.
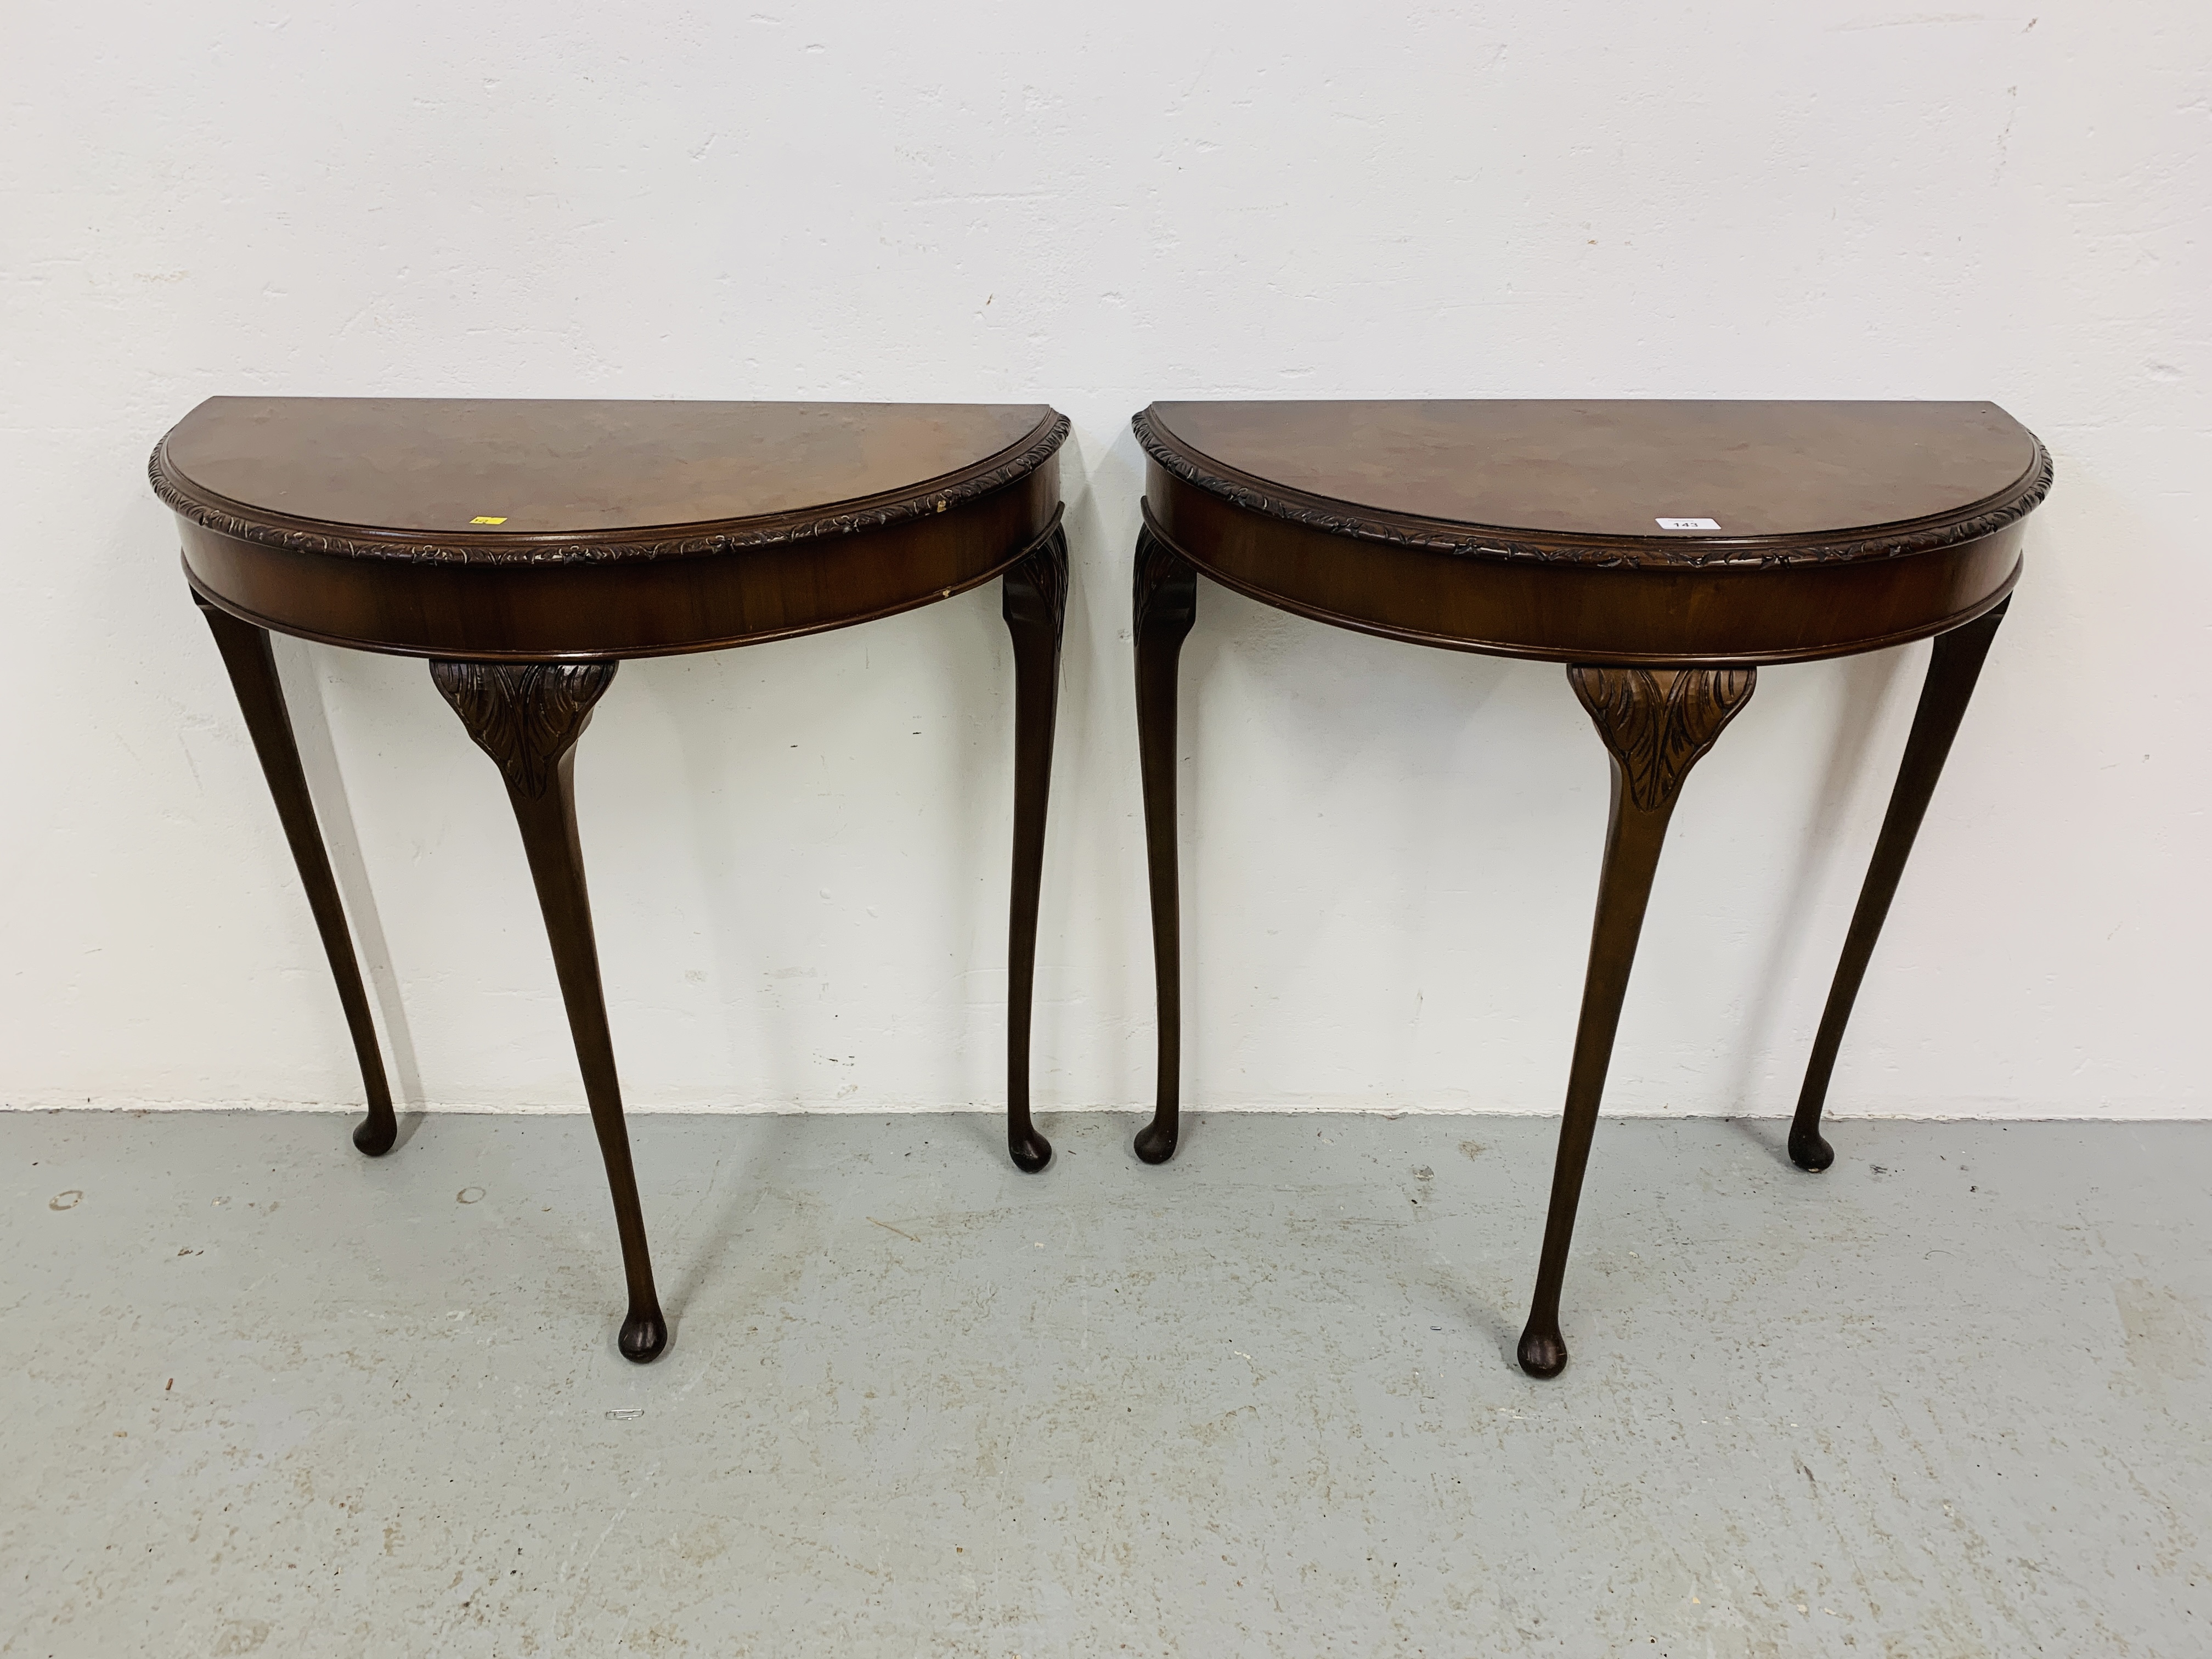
xmin=1002 ymin=526 xmax=1069 ymax=637
xmin=428 ymin=660 xmax=618 ymax=799
xmin=1132 ymin=524 xmax=1197 ymax=640
xmin=1569 ymin=665 xmax=1756 ymax=811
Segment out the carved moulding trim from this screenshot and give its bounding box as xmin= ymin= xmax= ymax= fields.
xmin=150 ymin=411 xmax=1071 ymax=568
xmin=1133 ymin=405 xmax=2052 ymax=571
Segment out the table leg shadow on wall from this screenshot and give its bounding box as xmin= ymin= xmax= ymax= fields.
xmin=196 ymin=595 xmax=410 ymax=1156
xmin=1786 ymin=598 xmax=2010 ymax=1171
xmin=1716 ymin=646 xmax=1909 ymax=1163
xmin=273 ymin=630 xmax=431 ymax=1147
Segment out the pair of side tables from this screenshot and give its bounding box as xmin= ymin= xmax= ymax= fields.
xmin=153 ymin=396 xmax=2049 ymax=1376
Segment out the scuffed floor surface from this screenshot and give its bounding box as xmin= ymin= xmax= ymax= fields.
xmin=2 ymin=1111 xmax=2207 ymax=1656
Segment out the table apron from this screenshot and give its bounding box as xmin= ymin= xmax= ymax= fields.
xmin=179 ymin=467 xmax=1059 ymax=661
xmin=1147 ymin=471 xmax=2022 ymax=664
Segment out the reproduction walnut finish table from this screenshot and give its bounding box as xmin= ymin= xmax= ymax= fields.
xmin=1129 ymin=399 xmax=2050 ymax=1378
xmin=155 ymin=397 xmax=1071 ymax=1362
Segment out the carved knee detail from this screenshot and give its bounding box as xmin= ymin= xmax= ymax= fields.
xmin=1003 ymin=527 xmax=1069 ymax=637
xmin=1133 ymin=526 xmax=1197 ymax=642
xmin=430 ymin=661 xmax=618 ymax=798
xmin=1569 ymin=665 xmax=1756 ymax=809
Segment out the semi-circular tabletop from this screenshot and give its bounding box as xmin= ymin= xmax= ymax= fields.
xmin=157 ymin=398 xmax=1070 ymax=659
xmin=1136 ymin=400 xmax=2050 ymax=664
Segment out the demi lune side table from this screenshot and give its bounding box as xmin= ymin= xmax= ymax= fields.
xmin=155 ymin=397 xmax=1071 ymax=1362
xmin=1127 ymin=399 xmax=2050 ymax=1378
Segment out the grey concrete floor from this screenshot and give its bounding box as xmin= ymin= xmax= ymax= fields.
xmin=1 ymin=1110 xmax=2207 ymax=1657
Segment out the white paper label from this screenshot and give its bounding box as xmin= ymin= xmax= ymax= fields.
xmin=1655 ymin=517 xmax=1720 ymax=530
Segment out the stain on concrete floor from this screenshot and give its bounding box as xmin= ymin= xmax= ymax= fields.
xmin=2 ymin=1111 xmax=2206 ymax=1656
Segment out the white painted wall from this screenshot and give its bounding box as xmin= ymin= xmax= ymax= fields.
xmin=3 ymin=3 xmax=2205 ymax=1122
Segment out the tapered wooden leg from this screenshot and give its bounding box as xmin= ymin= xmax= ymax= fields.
xmin=1000 ymin=527 xmax=1069 ymax=1173
xmin=1788 ymin=597 xmax=2010 ymax=1172
xmin=1132 ymin=524 xmax=1198 ymax=1165
xmin=1519 ymin=665 xmax=1756 ymax=1378
xmin=194 ymin=594 xmax=398 ymax=1156
xmin=430 ymin=659 xmax=666 ymax=1363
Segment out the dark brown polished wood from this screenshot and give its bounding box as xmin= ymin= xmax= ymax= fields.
xmin=1130 ymin=398 xmax=2049 ymax=1379
xmin=160 ymin=397 xmax=1071 ymax=1362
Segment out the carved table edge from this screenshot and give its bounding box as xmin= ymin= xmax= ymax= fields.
xmin=150 ymin=409 xmax=1071 ymax=567
xmin=1132 ymin=404 xmax=2051 ymax=571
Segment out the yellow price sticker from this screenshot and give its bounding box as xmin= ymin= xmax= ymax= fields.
xmin=470 ymin=515 xmax=509 ymax=526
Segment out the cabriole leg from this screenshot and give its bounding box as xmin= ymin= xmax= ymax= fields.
xmin=1519 ymin=665 xmax=1756 ymax=1378
xmin=1000 ymin=527 xmax=1069 ymax=1173
xmin=1131 ymin=525 xmax=1198 ymax=1165
xmin=1789 ymin=597 xmax=2010 ymax=1172
xmin=195 ymin=593 xmax=397 ymax=1156
xmin=430 ymin=658 xmax=667 ymax=1363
